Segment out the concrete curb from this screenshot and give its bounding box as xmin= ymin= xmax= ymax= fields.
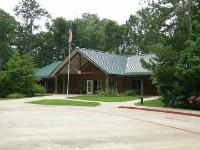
xmin=118 ymin=106 xmax=200 ymax=117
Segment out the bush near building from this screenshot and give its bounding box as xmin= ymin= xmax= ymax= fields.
xmin=0 ymin=52 xmax=45 ymax=98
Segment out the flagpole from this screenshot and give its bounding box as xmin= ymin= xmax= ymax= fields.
xmin=66 ymin=42 xmax=71 ymax=98
xmin=66 ymin=27 xmax=72 ymax=98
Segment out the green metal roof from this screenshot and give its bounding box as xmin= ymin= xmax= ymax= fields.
xmin=36 ymin=61 xmax=62 ymax=78
xmin=78 ymin=48 xmax=154 ymax=75
xmin=49 ymin=48 xmax=155 ymax=77
xmin=79 ymin=49 xmax=127 ymax=75
xmin=124 ymin=55 xmax=154 ymax=75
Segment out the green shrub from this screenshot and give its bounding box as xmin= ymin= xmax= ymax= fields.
xmin=0 ymin=52 xmax=46 ymax=98
xmin=0 ymin=72 xmax=11 ymax=98
xmin=95 ymin=90 xmax=105 ymax=96
xmin=191 ymin=92 xmax=200 ymax=96
xmin=32 ymin=84 xmax=46 ymax=96
xmin=95 ymin=90 xmax=120 ymax=97
xmin=7 ymin=93 xmax=25 ymax=98
xmin=121 ymin=90 xmax=136 ymax=96
xmin=96 ymin=90 xmax=138 ymax=97
xmin=107 ymin=90 xmax=120 ymax=97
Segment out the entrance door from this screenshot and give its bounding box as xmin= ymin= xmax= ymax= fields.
xmin=87 ymin=80 xmax=93 ymax=94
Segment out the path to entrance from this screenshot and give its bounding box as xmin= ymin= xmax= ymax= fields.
xmin=0 ymin=95 xmax=200 ymax=150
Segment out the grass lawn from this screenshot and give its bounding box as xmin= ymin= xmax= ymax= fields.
xmin=70 ymin=95 xmax=139 ymax=102
xmin=135 ymin=98 xmax=165 ymax=107
xmin=135 ymin=98 xmax=189 ymax=109
xmin=30 ymin=99 xmax=100 ymax=107
xmin=0 ymin=98 xmax=16 ymax=101
xmin=0 ymin=94 xmax=51 ymax=101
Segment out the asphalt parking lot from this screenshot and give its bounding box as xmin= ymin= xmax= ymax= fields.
xmin=0 ymin=95 xmax=200 ymax=150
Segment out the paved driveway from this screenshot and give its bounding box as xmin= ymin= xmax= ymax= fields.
xmin=0 ymin=95 xmax=200 ymax=150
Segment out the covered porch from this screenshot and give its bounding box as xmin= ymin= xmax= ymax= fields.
xmin=53 ymin=73 xmax=157 ymax=95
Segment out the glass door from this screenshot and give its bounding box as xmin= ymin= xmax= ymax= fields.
xmin=87 ymin=80 xmax=93 ymax=94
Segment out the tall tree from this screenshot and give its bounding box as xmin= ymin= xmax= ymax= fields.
xmin=177 ymin=20 xmax=200 ymax=94
xmin=141 ymin=0 xmax=200 ymax=106
xmin=32 ymin=31 xmax=55 ymax=67
xmin=126 ymin=6 xmax=169 ymax=54
xmin=0 ymin=9 xmax=17 ymax=70
xmin=14 ymin=0 xmax=50 ymax=54
xmin=49 ymin=17 xmax=71 ymax=60
xmin=74 ymin=13 xmax=106 ymax=51
xmin=104 ymin=20 xmax=126 ymax=52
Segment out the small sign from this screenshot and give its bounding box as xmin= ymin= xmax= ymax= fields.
xmin=77 ymin=71 xmax=81 ymax=74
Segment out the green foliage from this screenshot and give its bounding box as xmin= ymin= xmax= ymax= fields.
xmin=176 ymin=20 xmax=200 ymax=94
xmin=0 ymin=9 xmax=17 ymax=69
xmin=107 ymin=90 xmax=120 ymax=97
xmin=32 ymin=31 xmax=55 ymax=67
xmin=125 ymin=7 xmax=168 ymax=54
xmin=95 ymin=90 xmax=120 ymax=97
xmin=121 ymin=90 xmax=136 ymax=96
xmin=32 ymin=84 xmax=46 ymax=96
xmin=104 ymin=20 xmax=126 ymax=52
xmin=14 ymin=0 xmax=50 ymax=53
xmin=71 ymin=95 xmax=138 ymax=102
xmin=95 ymin=90 xmax=106 ymax=96
xmin=0 ymin=51 xmax=45 ymax=97
xmin=140 ymin=0 xmax=200 ymax=108
xmin=7 ymin=93 xmax=25 ymax=98
xmin=30 ymin=99 xmax=100 ymax=107
xmin=5 ymin=52 xmax=36 ymax=95
xmin=142 ymin=20 xmax=200 ymax=107
xmin=0 ymin=71 xmax=11 ymax=97
xmin=135 ymin=98 xmax=165 ymax=107
xmin=73 ymin=13 xmax=106 ymax=51
xmin=49 ymin=17 xmax=69 ymax=60
xmin=96 ymin=90 xmax=136 ymax=97
xmin=135 ymin=98 xmax=188 ymax=109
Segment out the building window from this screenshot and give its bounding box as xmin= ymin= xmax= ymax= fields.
xmin=80 ymin=80 xmax=87 ymax=94
xmin=131 ymin=80 xmax=141 ymax=90
xmin=96 ymin=80 xmax=102 ymax=90
xmin=109 ymin=80 xmax=117 ymax=90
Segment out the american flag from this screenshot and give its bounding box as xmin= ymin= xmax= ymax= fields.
xmin=68 ymin=27 xmax=72 ymax=43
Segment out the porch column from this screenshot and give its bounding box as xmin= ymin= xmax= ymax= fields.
xmin=140 ymin=79 xmax=144 ymax=96
xmin=55 ymin=76 xmax=58 ymax=94
xmin=106 ymin=74 xmax=109 ymax=92
xmin=62 ymin=74 xmax=65 ymax=94
xmin=44 ymin=80 xmax=47 ymax=92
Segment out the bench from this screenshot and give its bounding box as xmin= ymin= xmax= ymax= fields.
xmin=187 ymin=96 xmax=200 ymax=110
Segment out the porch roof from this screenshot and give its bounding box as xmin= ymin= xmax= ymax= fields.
xmin=36 ymin=61 xmax=62 ymax=78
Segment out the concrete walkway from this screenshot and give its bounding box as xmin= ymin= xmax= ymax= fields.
xmin=0 ymin=95 xmax=200 ymax=150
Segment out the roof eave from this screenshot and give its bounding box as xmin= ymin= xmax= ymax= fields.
xmin=119 ymin=72 xmax=152 ymax=76
xmin=50 ymin=49 xmax=79 ymax=77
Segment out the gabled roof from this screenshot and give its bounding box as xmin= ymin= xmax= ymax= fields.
xmin=51 ymin=48 xmax=154 ymax=76
xmin=36 ymin=61 xmax=62 ymax=78
xmin=79 ymin=49 xmax=127 ymax=74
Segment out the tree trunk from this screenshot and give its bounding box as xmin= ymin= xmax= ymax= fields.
xmin=188 ymin=0 xmax=192 ymax=32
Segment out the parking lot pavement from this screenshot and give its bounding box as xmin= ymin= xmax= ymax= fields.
xmin=0 ymin=95 xmax=200 ymax=150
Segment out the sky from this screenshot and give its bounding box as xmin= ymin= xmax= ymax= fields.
xmin=0 ymin=0 xmax=142 ymax=24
